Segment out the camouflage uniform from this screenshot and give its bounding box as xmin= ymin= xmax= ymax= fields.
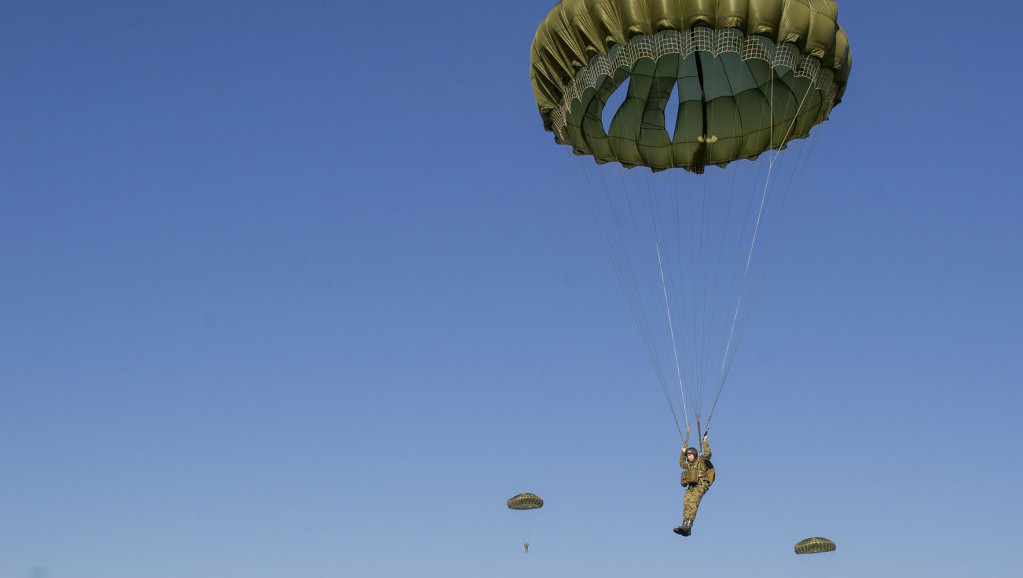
xmin=680 ymin=439 xmax=714 ymax=520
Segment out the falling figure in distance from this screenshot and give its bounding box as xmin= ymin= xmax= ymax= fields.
xmin=523 ymin=541 xmax=529 ymax=554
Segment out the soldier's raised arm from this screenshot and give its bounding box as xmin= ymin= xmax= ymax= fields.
xmin=701 ymin=435 xmax=711 ymax=459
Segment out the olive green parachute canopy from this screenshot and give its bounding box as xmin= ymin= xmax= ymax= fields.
xmin=795 ymin=537 xmax=836 ymax=554
xmin=530 ymin=0 xmax=852 ymax=172
xmin=507 ymin=493 xmax=544 ymax=510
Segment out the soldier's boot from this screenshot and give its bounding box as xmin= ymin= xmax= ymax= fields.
xmin=681 ymin=518 xmax=693 ymax=536
xmin=673 ymin=525 xmax=686 ymax=536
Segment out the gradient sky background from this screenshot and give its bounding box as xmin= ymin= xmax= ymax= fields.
xmin=3 ymin=1 xmax=1022 ymax=577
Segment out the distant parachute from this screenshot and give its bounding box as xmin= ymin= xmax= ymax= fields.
xmin=507 ymin=493 xmax=544 ymax=510
xmin=795 ymin=537 xmax=836 ymax=554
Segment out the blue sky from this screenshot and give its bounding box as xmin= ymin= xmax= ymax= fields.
xmin=3 ymin=1 xmax=1022 ymax=576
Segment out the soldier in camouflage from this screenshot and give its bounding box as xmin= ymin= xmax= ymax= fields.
xmin=673 ymin=435 xmax=714 ymax=537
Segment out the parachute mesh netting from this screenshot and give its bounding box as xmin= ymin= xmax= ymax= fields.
xmin=531 ymin=0 xmax=851 ymax=439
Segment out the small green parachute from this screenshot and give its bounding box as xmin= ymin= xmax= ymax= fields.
xmin=795 ymin=537 xmax=836 ymax=554
xmin=507 ymin=493 xmax=543 ymax=510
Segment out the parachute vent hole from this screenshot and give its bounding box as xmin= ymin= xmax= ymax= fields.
xmin=666 ymin=82 xmax=681 ymax=137
xmin=602 ymin=77 xmax=630 ymax=134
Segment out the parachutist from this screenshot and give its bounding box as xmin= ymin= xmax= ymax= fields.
xmin=508 ymin=493 xmax=542 ymax=551
xmin=529 ymin=3 xmax=851 ymax=542
xmin=673 ymin=435 xmax=714 ymax=537
xmin=531 ymin=2 xmax=851 ymax=478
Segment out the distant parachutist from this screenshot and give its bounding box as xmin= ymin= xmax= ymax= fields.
xmin=508 ymin=493 xmax=542 ymax=553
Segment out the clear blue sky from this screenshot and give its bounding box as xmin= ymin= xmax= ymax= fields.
xmin=3 ymin=1 xmax=1021 ymax=577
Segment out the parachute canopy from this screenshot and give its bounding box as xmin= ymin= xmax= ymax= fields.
xmin=529 ymin=1 xmax=852 ymax=439
xmin=795 ymin=537 xmax=836 ymax=555
xmin=530 ymin=0 xmax=851 ymax=172
xmin=507 ymin=493 xmax=544 ymax=510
